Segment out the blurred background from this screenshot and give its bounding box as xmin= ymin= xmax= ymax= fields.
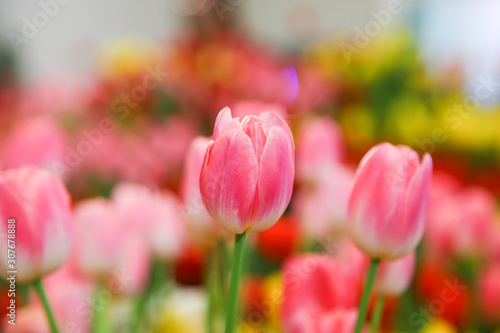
xmin=1 ymin=0 xmax=500 ymax=332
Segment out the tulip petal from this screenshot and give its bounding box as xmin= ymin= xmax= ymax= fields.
xmin=259 ymin=111 xmax=294 ymax=153
xmin=213 ymin=107 xmax=233 ymax=140
xmin=249 ymin=126 xmax=294 ymax=232
xmin=241 ymin=116 xmax=267 ymax=161
xmin=200 ymin=127 xmax=258 ymax=233
xmin=396 ymin=153 xmax=433 ymax=257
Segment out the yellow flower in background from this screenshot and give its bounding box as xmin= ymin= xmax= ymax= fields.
xmin=389 ymin=98 xmax=434 ymax=145
xmin=261 ymin=273 xmax=284 ymax=331
xmin=152 ymin=287 xmax=206 ymax=333
xmin=238 ymin=273 xmax=283 ymax=333
xmin=100 ymin=39 xmax=161 ymax=78
xmin=421 ymin=319 xmax=457 ymax=333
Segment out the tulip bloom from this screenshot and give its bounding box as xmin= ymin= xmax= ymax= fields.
xmin=200 ymin=106 xmax=295 ymax=234
xmin=374 ymin=252 xmax=416 ymax=297
xmin=347 ymin=143 xmax=433 ymax=260
xmin=0 ymin=167 xmax=73 ymax=283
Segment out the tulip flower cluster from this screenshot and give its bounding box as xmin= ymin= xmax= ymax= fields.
xmin=1 ymin=29 xmax=500 ymax=333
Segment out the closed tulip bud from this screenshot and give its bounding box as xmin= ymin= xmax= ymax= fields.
xmin=200 ymin=106 xmax=295 ymax=234
xmin=347 ymin=143 xmax=433 ymax=260
xmin=374 ymin=251 xmax=415 ymax=297
xmin=0 ymin=167 xmax=73 ymax=283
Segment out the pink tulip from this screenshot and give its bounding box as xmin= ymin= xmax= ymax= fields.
xmin=181 ymin=137 xmax=228 ymax=247
xmin=479 ymin=263 xmax=500 ymax=320
xmin=296 ymin=116 xmax=345 ymax=180
xmin=347 ymin=143 xmax=433 ymax=260
xmin=374 ymin=252 xmax=415 ymax=297
xmin=282 ymin=254 xmax=363 ymax=333
xmin=200 ymin=106 xmax=295 ymax=233
xmin=0 ymin=167 xmax=73 ymax=283
xmin=72 ymin=198 xmax=124 ymax=277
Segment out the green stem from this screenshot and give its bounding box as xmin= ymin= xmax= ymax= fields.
xmin=369 ymin=296 xmax=385 ymax=333
xmin=207 ymin=251 xmax=217 ymax=333
xmin=224 ymin=232 xmax=247 ymax=333
xmin=217 ymin=239 xmax=229 ymax=314
xmin=92 ymin=281 xmax=107 ymax=333
xmin=33 ymin=279 xmax=59 ymax=333
xmin=354 ymin=258 xmax=381 ymax=333
xmin=132 ymin=258 xmax=166 ymax=331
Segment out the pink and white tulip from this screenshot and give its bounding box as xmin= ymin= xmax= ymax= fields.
xmin=200 ymin=106 xmax=295 ymax=234
xmin=347 ymin=143 xmax=433 ymax=260
xmin=0 ymin=167 xmax=73 ymax=283
xmin=374 ymin=251 xmax=416 ymax=297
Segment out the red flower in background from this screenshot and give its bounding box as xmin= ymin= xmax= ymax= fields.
xmin=256 ymin=216 xmax=300 ymax=263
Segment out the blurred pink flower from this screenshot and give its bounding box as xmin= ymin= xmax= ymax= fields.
xmin=425 ymin=186 xmax=497 ymax=258
xmin=43 ymin=266 xmax=95 ymax=333
xmin=286 ymin=309 xmax=360 ymax=333
xmin=296 ymin=116 xmax=345 ymax=181
xmin=479 ymin=262 xmax=500 ymax=320
xmin=112 ymin=182 xmax=187 ymax=260
xmin=374 ymin=251 xmax=415 ymax=297
xmin=347 ymin=143 xmax=433 ymax=260
xmin=200 ymin=106 xmax=295 ymax=233
xmin=1 ymin=116 xmax=68 ymax=171
xmin=295 ymin=164 xmax=355 ymax=238
xmin=0 ymin=167 xmax=73 ymax=283
xmin=282 ymin=254 xmax=363 ymax=333
xmin=72 ymin=198 xmax=124 ymax=277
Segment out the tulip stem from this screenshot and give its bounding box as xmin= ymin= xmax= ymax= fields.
xmin=33 ymin=279 xmax=59 ymax=333
xmin=354 ymin=258 xmax=380 ymax=333
xmin=225 ymin=232 xmax=247 ymax=333
xmin=369 ymin=296 xmax=385 ymax=333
